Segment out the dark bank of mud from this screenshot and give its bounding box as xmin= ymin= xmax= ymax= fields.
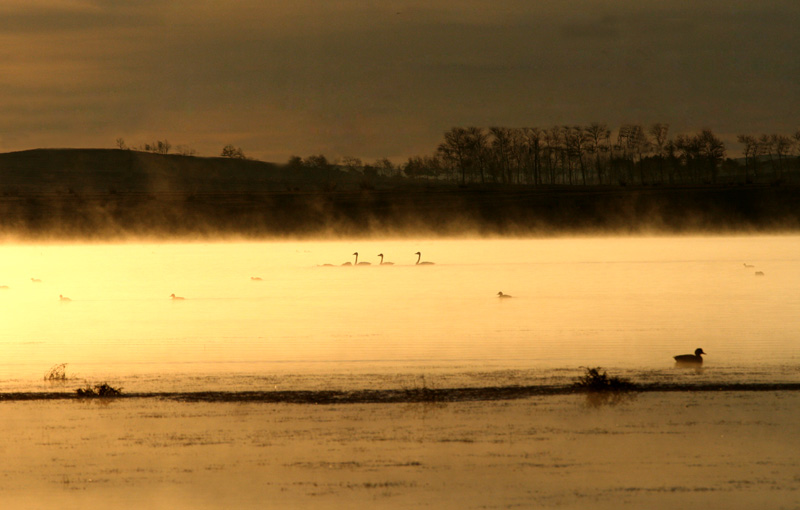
xmin=4 ymin=383 xmax=800 ymax=404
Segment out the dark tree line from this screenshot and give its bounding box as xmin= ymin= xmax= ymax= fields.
xmin=737 ymin=132 xmax=800 ymax=184
xmin=287 ymin=125 xmax=800 ymax=188
xmin=410 ymin=125 xmax=800 ymax=186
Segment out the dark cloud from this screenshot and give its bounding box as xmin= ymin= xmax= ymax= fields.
xmin=1 ymin=1 xmax=799 ymax=161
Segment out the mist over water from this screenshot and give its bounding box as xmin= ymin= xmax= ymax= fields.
xmin=1 ymin=235 xmax=798 ymax=393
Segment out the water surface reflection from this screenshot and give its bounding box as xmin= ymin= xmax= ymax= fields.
xmin=1 ymin=236 xmax=798 ymax=392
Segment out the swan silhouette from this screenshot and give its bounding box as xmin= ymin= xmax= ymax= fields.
xmin=353 ymin=252 xmax=371 ymax=265
xmin=674 ymin=348 xmax=705 ymax=365
xmin=31 ymin=278 xmax=42 ymax=283
xmin=497 ymin=292 xmax=512 ymax=298
xmin=170 ymin=293 xmax=185 ymax=300
xmin=59 ymin=294 xmax=71 ymax=301
xmin=743 ymin=263 xmax=754 ymax=268
xmin=250 ymin=276 xmax=263 ymax=281
xmin=415 ymin=252 xmax=434 ymax=265
xmin=378 ymin=253 xmax=394 ymax=265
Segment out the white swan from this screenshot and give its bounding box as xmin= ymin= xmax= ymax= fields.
xmin=415 ymin=252 xmax=434 ymax=265
xmin=497 ymin=291 xmax=512 ymax=298
xmin=378 ymin=253 xmax=394 ymax=265
xmin=170 ymin=293 xmax=185 ymax=300
xmin=353 ymin=252 xmax=371 ymax=265
xmin=59 ymin=294 xmax=71 ymax=301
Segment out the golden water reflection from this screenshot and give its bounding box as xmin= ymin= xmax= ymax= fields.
xmin=1 ymin=236 xmax=799 ymax=391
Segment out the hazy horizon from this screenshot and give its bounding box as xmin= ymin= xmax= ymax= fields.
xmin=2 ymin=1 xmax=798 ymax=163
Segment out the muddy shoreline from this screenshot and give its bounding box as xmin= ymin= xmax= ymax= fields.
xmin=5 ymin=382 xmax=800 ymax=403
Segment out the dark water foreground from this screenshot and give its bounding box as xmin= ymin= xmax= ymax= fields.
xmin=4 ymin=382 xmax=800 ymax=403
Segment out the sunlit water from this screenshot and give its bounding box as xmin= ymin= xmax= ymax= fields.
xmin=2 ymin=236 xmax=799 ymax=394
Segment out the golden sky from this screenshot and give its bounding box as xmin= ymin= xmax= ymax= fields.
xmin=1 ymin=0 xmax=797 ymax=162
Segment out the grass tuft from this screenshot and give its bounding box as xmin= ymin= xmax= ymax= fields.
xmin=76 ymin=382 xmax=123 ymax=398
xmin=574 ymin=367 xmax=637 ymax=392
xmin=44 ymin=363 xmax=68 ymax=381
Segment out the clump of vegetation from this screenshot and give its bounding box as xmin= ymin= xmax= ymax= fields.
xmin=574 ymin=367 xmax=637 ymax=392
xmin=76 ymin=382 xmax=123 ymax=398
xmin=44 ymin=363 xmax=68 ymax=381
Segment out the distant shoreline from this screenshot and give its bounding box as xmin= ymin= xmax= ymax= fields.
xmin=2 ymin=148 xmax=800 ymax=238
xmin=2 ymin=185 xmax=800 ymax=239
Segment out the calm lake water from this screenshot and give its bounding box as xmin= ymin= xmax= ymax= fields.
xmin=1 ymin=236 xmax=799 ymax=393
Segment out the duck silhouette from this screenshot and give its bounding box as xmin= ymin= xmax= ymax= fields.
xmin=674 ymin=348 xmax=705 ymax=365
xmin=170 ymin=293 xmax=185 ymax=300
xmin=497 ymin=291 xmax=512 ymax=298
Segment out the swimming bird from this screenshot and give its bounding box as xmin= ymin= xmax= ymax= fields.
xmin=378 ymin=253 xmax=394 ymax=265
xmin=415 ymin=252 xmax=435 ymax=265
xmin=31 ymin=278 xmax=42 ymax=283
xmin=59 ymin=294 xmax=71 ymax=301
xmin=674 ymin=348 xmax=705 ymax=365
xmin=250 ymin=276 xmax=263 ymax=281
xmin=353 ymin=252 xmax=371 ymax=265
xmin=170 ymin=293 xmax=185 ymax=300
xmin=497 ymin=292 xmax=512 ymax=298
xmin=755 ymin=271 xmax=764 ymax=276
xmin=743 ymin=263 xmax=754 ymax=268
xmin=0 ymin=285 xmax=9 ymax=289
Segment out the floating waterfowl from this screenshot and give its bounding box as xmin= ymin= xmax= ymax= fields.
xmin=378 ymin=253 xmax=394 ymax=265
xmin=353 ymin=252 xmax=371 ymax=265
xmin=170 ymin=293 xmax=185 ymax=300
xmin=755 ymin=271 xmax=764 ymax=276
xmin=59 ymin=294 xmax=71 ymax=301
xmin=674 ymin=348 xmax=705 ymax=365
xmin=415 ymin=252 xmax=434 ymax=265
xmin=497 ymin=292 xmax=512 ymax=298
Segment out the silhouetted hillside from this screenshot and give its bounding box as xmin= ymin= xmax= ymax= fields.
xmin=1 ymin=149 xmax=799 ymax=239
xmin=0 ymin=148 xmax=363 ymax=194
